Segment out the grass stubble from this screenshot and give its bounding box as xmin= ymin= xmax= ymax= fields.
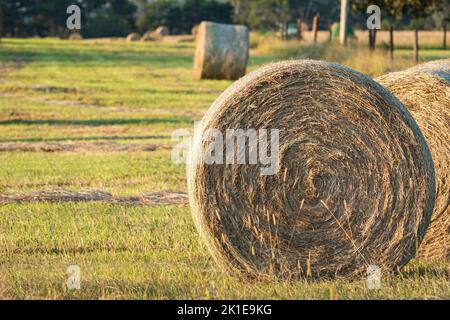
xmin=0 ymin=34 xmax=448 ymax=299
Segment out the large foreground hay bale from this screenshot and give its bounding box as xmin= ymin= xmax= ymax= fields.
xmin=188 ymin=60 xmax=435 ymax=279
xmin=194 ymin=21 xmax=249 ymax=80
xmin=377 ymin=59 xmax=450 ymax=260
xmin=126 ymin=33 xmax=140 ymax=42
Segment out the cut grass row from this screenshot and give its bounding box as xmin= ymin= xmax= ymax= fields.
xmin=0 ymin=37 xmax=448 ymax=299
xmin=0 ymin=203 xmax=448 ymax=299
xmin=0 ymin=150 xmax=185 ymax=195
xmin=1 ymin=38 xmax=448 ymax=144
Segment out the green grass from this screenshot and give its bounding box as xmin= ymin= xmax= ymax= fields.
xmin=0 ymin=36 xmax=449 ymax=299
xmin=1 ymin=203 xmax=448 ymax=299
xmin=0 ymin=150 xmax=185 ymax=195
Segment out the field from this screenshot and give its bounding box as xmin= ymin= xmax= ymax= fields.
xmin=0 ymin=33 xmax=449 ymax=299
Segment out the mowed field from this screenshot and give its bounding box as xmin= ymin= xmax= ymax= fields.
xmin=0 ymin=33 xmax=449 ymax=299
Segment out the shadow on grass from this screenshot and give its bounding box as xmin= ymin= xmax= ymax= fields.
xmin=0 ymin=117 xmax=193 ymax=126
xmin=10 ymin=245 xmax=131 ymax=255
xmin=0 ymin=41 xmax=193 ymax=68
xmin=0 ymin=135 xmax=171 ymax=143
xmin=40 ymin=278 xmax=198 ymax=300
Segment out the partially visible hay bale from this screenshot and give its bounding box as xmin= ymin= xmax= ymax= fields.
xmin=406 ymin=59 xmax=450 ymax=81
xmin=188 ymin=60 xmax=435 ymax=279
xmin=377 ymin=59 xmax=450 ymax=260
xmin=126 ymin=32 xmax=141 ymax=42
xmin=192 ymin=25 xmax=199 ymax=36
xmin=194 ymin=21 xmax=249 ymax=80
xmin=68 ymin=32 xmax=82 ymax=40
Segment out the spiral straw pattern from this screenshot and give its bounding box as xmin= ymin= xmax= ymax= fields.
xmin=188 ymin=60 xmax=435 ymax=278
xmin=377 ymin=59 xmax=449 ymax=260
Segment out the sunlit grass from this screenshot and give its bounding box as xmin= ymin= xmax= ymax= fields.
xmin=0 ymin=202 xmax=448 ymax=299
xmin=0 ymin=149 xmax=185 ymax=195
xmin=0 ymin=36 xmax=448 ymax=299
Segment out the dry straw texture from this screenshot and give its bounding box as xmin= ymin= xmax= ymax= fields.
xmin=0 ymin=189 xmax=188 ymax=206
xmin=194 ymin=21 xmax=249 ymax=80
xmin=377 ymin=59 xmax=450 ymax=261
xmin=0 ymin=141 xmax=169 ymax=152
xmin=188 ymin=60 xmax=435 ymax=279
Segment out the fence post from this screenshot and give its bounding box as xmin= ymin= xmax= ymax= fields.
xmin=284 ymin=22 xmax=288 ymax=40
xmin=280 ymin=22 xmax=287 ymax=41
xmin=389 ymin=25 xmax=394 ymax=59
xmin=339 ymin=0 xmax=349 ymax=46
xmin=312 ymin=13 xmax=319 ymax=43
xmin=444 ymin=24 xmax=447 ymax=50
xmin=297 ymin=19 xmax=303 ymax=41
xmin=369 ymin=29 xmax=377 ymax=50
xmin=413 ymin=29 xmax=419 ymax=63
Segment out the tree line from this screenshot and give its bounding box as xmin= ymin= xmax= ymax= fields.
xmin=0 ymin=0 xmax=448 ymax=38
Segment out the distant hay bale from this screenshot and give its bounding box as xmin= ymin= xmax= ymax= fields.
xmin=141 ymin=31 xmax=160 ymax=42
xmin=194 ymin=21 xmax=249 ymax=80
xmin=377 ymin=59 xmax=450 ymax=261
xmin=141 ymin=26 xmax=169 ymax=42
xmin=68 ymin=32 xmax=82 ymax=40
xmin=155 ymin=26 xmax=170 ymax=36
xmin=187 ymin=60 xmax=435 ymax=279
xmin=126 ymin=33 xmax=141 ymax=42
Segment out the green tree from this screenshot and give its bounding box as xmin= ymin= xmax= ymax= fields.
xmin=136 ymin=0 xmax=232 ymax=34
xmin=232 ymin=0 xmax=341 ymax=30
xmin=0 ymin=0 xmax=36 ymax=37
xmin=0 ymin=0 xmax=4 ymax=39
xmin=82 ymin=0 xmax=137 ymax=38
xmin=231 ymin=0 xmax=290 ymax=30
xmin=0 ymin=0 xmax=137 ymax=38
xmin=352 ymin=0 xmax=447 ymax=25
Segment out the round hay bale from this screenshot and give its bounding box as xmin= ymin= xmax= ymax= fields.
xmin=377 ymin=59 xmax=450 ymax=261
xmin=126 ymin=32 xmax=141 ymax=42
xmin=155 ymin=26 xmax=170 ymax=36
xmin=194 ymin=21 xmax=249 ymax=80
xmin=141 ymin=26 xmax=168 ymax=42
xmin=141 ymin=31 xmax=159 ymax=42
xmin=68 ymin=32 xmax=82 ymax=40
xmin=187 ymin=60 xmax=435 ymax=279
